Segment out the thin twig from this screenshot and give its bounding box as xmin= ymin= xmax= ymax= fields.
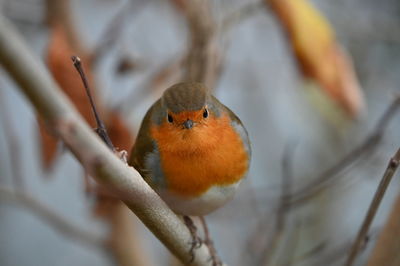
xmin=282 ymin=219 xmax=303 ymax=266
xmin=106 ymin=202 xmax=154 ymax=266
xmin=74 ymin=51 xmax=151 ymax=266
xmin=200 ymin=216 xmax=222 ymax=266
xmin=90 ymin=2 xmax=131 ymax=65
xmin=292 ymin=227 xmax=381 ymax=266
xmin=45 ymin=0 xmax=86 ymax=54
xmin=0 ymin=90 xmax=25 ymax=190
xmin=121 ymin=56 xmax=183 ymax=116
xmin=279 ymin=141 xmax=296 ymax=228
xmin=345 ymin=147 xmax=400 ymax=266
xmin=220 ymin=1 xmax=264 ymax=33
xmin=294 ymin=241 xmax=327 ymax=266
xmin=262 ymin=141 xmax=297 ymax=265
xmin=71 ymin=55 xmax=115 ymax=152
xmin=0 ymin=186 xmax=106 ymax=248
xmin=0 ymin=75 xmax=104 ymax=251
xmin=0 ymin=15 xmax=215 ymax=266
xmin=90 ymin=1 xmax=146 ymax=65
xmin=367 ymin=192 xmax=400 ymax=265
xmin=288 ymin=96 xmax=400 ymax=207
xmin=183 ymin=0 xmax=220 ymax=88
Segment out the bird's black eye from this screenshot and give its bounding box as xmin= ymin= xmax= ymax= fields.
xmin=167 ymin=114 xmax=173 ymax=123
xmin=203 ymin=108 xmax=209 ymax=118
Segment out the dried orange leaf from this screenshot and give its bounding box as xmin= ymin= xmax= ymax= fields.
xmin=170 ymin=0 xmax=187 ymax=12
xmin=37 ymin=118 xmax=59 ymax=169
xmin=47 ymin=23 xmax=98 ymax=125
xmin=39 ymin=23 xmax=99 ymax=170
xmin=267 ymin=0 xmax=365 ymax=118
xmin=40 ymin=23 xmax=135 ymax=171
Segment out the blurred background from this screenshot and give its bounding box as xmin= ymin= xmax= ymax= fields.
xmin=0 ymin=0 xmax=400 ymax=265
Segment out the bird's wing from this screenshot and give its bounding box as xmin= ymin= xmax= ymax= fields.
xmin=128 ymin=99 xmax=161 ymax=179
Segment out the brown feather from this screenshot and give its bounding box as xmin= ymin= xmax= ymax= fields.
xmin=162 ymin=82 xmax=209 ymax=113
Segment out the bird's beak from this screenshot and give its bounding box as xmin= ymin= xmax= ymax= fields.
xmin=183 ymin=119 xmax=194 ymax=129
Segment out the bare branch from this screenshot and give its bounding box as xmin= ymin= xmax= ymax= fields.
xmin=0 ymin=16 xmax=215 ymax=266
xmin=281 ymin=219 xmax=303 ymax=266
xmin=345 ymin=148 xmax=400 ymax=266
xmin=220 ymin=1 xmax=264 ymax=33
xmin=293 ymin=227 xmax=381 ymax=266
xmin=45 ymin=0 xmax=87 ymax=54
xmin=106 ymin=202 xmax=154 ymax=266
xmin=367 ymin=189 xmax=400 ymax=266
xmin=71 ymin=56 xmax=115 ymax=151
xmin=288 ymin=96 xmax=400 ymax=207
xmin=90 ymin=1 xmax=146 ymax=65
xmin=0 ymin=90 xmax=25 ymax=190
xmin=121 ymin=57 xmax=183 ymax=116
xmin=182 ymin=0 xmax=221 ymax=88
xmin=90 ymin=2 xmax=132 ymax=65
xmin=0 ymin=186 xmax=105 ymax=248
xmin=261 ymin=141 xmax=297 ymax=265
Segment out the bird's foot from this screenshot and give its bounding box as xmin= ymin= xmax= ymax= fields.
xmin=199 ymin=216 xmax=222 ymax=266
xmin=204 ymin=236 xmax=222 ymax=266
xmin=183 ymin=215 xmax=203 ymax=262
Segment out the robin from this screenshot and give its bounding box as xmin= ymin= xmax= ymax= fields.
xmin=128 ymin=82 xmax=251 ymax=262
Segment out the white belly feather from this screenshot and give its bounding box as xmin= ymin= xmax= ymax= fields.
xmin=157 ymin=181 xmax=241 ymax=216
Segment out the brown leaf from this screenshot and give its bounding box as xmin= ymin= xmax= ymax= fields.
xmin=170 ymin=0 xmax=187 ymax=12
xmin=92 ymin=189 xmax=120 ymax=218
xmin=37 ymin=118 xmax=59 ymax=169
xmin=47 ymin=23 xmax=98 ymax=124
xmin=267 ymin=0 xmax=365 ymax=118
xmin=39 ymin=22 xmax=99 ymax=170
xmin=41 ymin=24 xmax=134 ymax=176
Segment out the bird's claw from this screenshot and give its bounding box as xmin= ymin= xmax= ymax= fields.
xmin=183 ymin=216 xmax=203 ymax=263
xmin=204 ymin=238 xmax=222 ymax=266
xmin=189 ymin=235 xmax=203 ymax=263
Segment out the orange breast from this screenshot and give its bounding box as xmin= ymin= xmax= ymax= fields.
xmin=150 ymin=113 xmax=249 ymax=197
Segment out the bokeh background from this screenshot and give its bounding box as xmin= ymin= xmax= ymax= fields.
xmin=0 ymin=0 xmax=400 ymax=265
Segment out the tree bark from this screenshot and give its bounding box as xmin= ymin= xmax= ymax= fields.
xmin=367 ymin=191 xmax=400 ymax=266
xmin=0 ymin=15 xmax=215 ymax=266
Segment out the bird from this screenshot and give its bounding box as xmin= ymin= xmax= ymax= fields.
xmin=128 ymin=82 xmax=251 ymax=263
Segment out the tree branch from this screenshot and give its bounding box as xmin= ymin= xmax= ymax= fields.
xmin=71 ymin=55 xmax=115 ymax=152
xmin=367 ymin=189 xmax=400 ymax=266
xmin=106 ymin=202 xmax=154 ymax=266
xmin=220 ymin=1 xmax=264 ymax=33
xmin=261 ymin=141 xmax=297 ymax=265
xmin=288 ymin=96 xmax=400 ymax=207
xmin=45 ymin=0 xmax=87 ymax=55
xmin=0 ymin=186 xmax=105 ymax=248
xmin=0 ymin=16 xmax=214 ymax=266
xmin=0 ymin=89 xmax=26 ymax=190
xmin=182 ymin=0 xmax=221 ymax=88
xmin=345 ymin=147 xmax=400 ymax=266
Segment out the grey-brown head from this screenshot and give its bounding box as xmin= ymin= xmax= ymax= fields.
xmin=158 ymin=82 xmax=215 ymax=129
xmin=161 ymin=82 xmax=210 ymax=113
